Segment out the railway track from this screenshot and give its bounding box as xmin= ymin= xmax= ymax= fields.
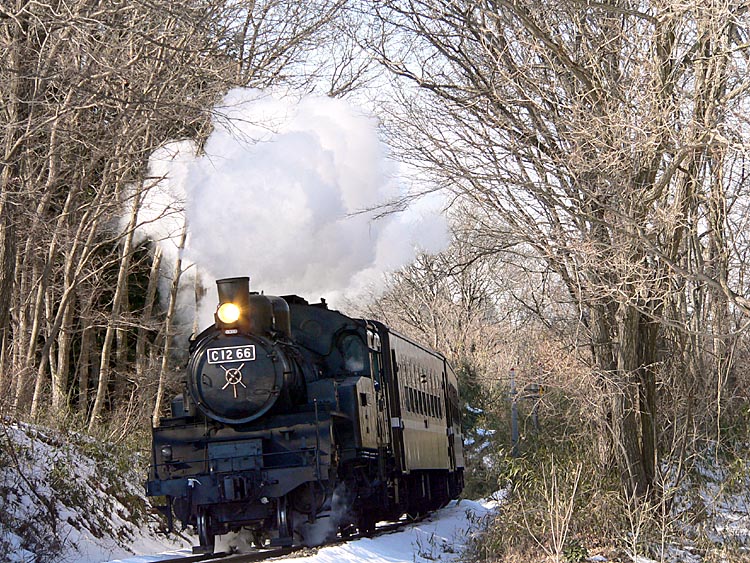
xmin=137 ymin=514 xmax=427 ymax=563
xmin=141 ymin=545 xmax=302 ymax=563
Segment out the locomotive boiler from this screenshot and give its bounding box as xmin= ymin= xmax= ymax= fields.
xmin=146 ymin=277 xmax=464 ymax=552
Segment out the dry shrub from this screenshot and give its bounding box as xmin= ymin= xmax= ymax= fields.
xmin=463 ymin=356 xmax=750 ymax=563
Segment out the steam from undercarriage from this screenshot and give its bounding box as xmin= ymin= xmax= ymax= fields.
xmin=294 ymin=484 xmax=356 ymax=547
xmin=215 ymin=529 xmax=255 ymax=553
xmin=214 ymin=485 xmax=357 ymax=552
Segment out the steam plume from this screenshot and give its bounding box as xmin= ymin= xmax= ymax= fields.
xmin=138 ymin=89 xmax=448 ymax=325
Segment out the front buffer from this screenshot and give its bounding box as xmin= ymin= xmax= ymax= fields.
xmin=147 ymin=410 xmax=335 ymax=552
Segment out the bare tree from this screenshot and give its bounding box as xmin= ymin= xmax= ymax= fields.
xmin=370 ymin=0 xmax=750 ymax=494
xmin=1 ymin=0 xmax=351 ymax=429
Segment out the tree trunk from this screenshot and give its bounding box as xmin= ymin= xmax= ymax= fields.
xmin=77 ymin=288 xmax=96 ymax=416
xmin=88 ymin=183 xmax=141 ymax=433
xmin=53 ymin=288 xmax=76 ymax=414
xmin=614 ymin=303 xmax=649 ymax=496
xmin=1 ymin=1 xmax=28 ymax=400
xmin=638 ymin=314 xmax=658 ymax=491
xmin=152 ymin=223 xmax=188 ymax=427
xmin=136 ymin=244 xmax=163 ymax=380
xmin=29 ymin=186 xmax=78 ymax=419
xmin=0 ymin=195 xmax=15 ymax=395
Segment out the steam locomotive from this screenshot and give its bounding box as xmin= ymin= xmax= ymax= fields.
xmin=146 ymin=277 xmax=464 ymax=552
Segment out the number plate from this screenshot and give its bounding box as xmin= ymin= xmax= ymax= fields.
xmin=206 ymin=345 xmax=256 ymax=364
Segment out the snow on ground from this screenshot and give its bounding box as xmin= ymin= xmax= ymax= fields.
xmin=102 ymin=498 xmax=500 ymax=563
xmin=279 ymin=500 xmax=498 ymax=563
xmin=3 ymin=420 xmax=750 ymax=563
xmin=1 ymin=420 xmax=499 ymax=563
xmin=0 ymin=421 xmax=191 ymax=563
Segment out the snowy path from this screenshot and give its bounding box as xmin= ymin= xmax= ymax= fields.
xmin=102 ymin=499 xmax=497 ymax=563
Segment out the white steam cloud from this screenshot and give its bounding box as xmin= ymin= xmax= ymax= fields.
xmin=136 ymin=89 xmax=448 ymax=326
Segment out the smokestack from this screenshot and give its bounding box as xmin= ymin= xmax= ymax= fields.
xmin=216 ymin=277 xmax=250 ymax=310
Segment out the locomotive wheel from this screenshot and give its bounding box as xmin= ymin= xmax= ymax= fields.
xmin=339 ymin=523 xmax=356 ymax=538
xmin=276 ymin=495 xmax=294 ymax=544
xmin=196 ymin=510 xmax=215 ymax=553
xmin=359 ymin=513 xmax=377 ymax=536
xmin=252 ymin=530 xmax=267 ymax=548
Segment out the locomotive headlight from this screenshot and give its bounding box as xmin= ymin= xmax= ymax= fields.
xmin=217 ymin=302 xmax=241 ymax=324
xmin=160 ymin=445 xmax=173 ymax=461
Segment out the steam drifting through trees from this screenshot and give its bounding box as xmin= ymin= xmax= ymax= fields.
xmin=0 ymin=0 xmax=352 ymax=433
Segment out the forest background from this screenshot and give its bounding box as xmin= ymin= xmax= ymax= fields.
xmin=1 ymin=1 xmax=750 ymax=562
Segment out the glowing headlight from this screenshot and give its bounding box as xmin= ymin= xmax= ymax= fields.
xmin=217 ymin=302 xmax=241 ymax=324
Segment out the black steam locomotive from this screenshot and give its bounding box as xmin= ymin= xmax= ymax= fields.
xmin=146 ymin=277 xmax=464 ymax=552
